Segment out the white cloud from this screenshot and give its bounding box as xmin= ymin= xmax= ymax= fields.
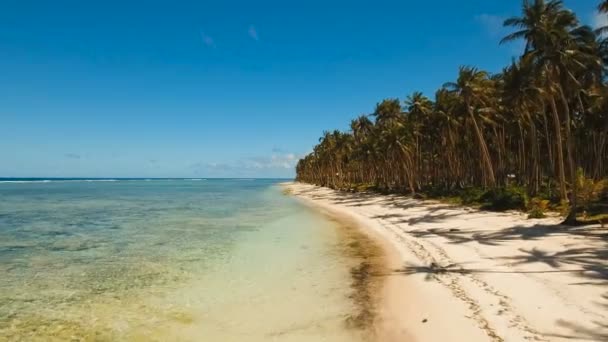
xmin=189 ymin=151 xmax=301 ymax=178
xmin=248 ymin=25 xmax=259 ymax=41
xmin=592 ymin=12 xmax=608 ymax=30
xmin=245 ymin=153 xmax=298 ymax=169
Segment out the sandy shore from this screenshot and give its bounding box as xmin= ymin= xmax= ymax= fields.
xmin=283 ymin=182 xmax=608 ymax=342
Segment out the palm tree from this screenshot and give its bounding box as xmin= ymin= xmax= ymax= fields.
xmin=405 ymin=92 xmax=433 ymax=186
xmin=502 ymin=0 xmax=602 ymax=223
xmin=350 ymin=115 xmax=374 ymax=142
xmin=373 ymin=99 xmax=403 ymax=127
xmin=444 ymin=66 xmax=497 ymax=187
xmin=405 ymin=92 xmax=433 ymax=122
xmin=501 ymin=59 xmax=545 ymax=193
xmin=295 ymin=0 xmax=607 ymax=225
xmin=433 ymin=88 xmax=463 ymax=188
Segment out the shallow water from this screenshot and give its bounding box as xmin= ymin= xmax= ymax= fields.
xmin=0 ymin=179 xmax=372 ymax=341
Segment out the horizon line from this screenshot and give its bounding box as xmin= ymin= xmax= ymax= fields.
xmin=0 ymin=177 xmax=294 ymax=180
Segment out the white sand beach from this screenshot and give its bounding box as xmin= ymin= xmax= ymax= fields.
xmin=284 ymin=182 xmax=608 ymax=342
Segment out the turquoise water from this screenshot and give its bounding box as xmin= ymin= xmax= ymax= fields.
xmin=0 ymin=179 xmax=371 ymax=341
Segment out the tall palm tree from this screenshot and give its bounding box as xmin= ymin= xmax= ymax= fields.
xmin=501 ymin=59 xmax=545 ymax=193
xmin=295 ymin=0 xmax=608 ymax=225
xmin=373 ymin=99 xmax=403 ymax=127
xmin=350 ymin=115 xmax=374 ymax=142
xmin=444 ymin=66 xmax=497 ymax=187
xmin=595 ymin=1 xmax=608 ymax=65
xmin=405 ymin=92 xmax=433 ymax=185
xmin=502 ymin=0 xmax=601 ymax=223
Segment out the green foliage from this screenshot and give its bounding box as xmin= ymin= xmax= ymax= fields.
xmin=479 ymin=186 xmax=529 ymax=211
xmin=417 ymin=186 xmax=485 ymax=205
xmin=576 ymin=171 xmax=608 ymax=221
xmin=527 ymin=197 xmax=550 ymax=219
xmin=295 ymin=0 xmax=608 ymax=222
xmin=459 ymin=187 xmax=486 ymax=205
xmin=351 ymin=183 xmax=376 ymax=192
xmin=528 ymin=208 xmax=546 ymax=219
xmin=576 ymin=168 xmax=607 ymax=210
xmin=536 ymin=181 xmax=562 ymax=204
xmin=557 ymin=199 xmax=571 ymax=216
xmin=420 ymin=186 xmax=530 ymax=212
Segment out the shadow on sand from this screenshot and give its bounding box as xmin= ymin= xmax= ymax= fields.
xmin=292 ymin=185 xmax=608 ymax=341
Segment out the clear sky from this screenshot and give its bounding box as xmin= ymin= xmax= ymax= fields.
xmin=1 ymin=0 xmax=602 ymax=178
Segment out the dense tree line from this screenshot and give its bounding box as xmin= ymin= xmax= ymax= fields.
xmin=296 ymin=0 xmax=608 ymax=224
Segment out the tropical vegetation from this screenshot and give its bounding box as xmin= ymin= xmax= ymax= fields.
xmin=295 ymin=0 xmax=608 ymax=224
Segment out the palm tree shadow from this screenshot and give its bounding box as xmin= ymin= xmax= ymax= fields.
xmin=399 ymin=211 xmax=465 ymax=225
xmin=396 ymin=245 xmax=608 ymax=286
xmin=414 ymin=223 xmax=608 ymax=249
xmin=422 ymin=224 xmax=603 ymax=243
xmin=545 ymin=319 xmax=608 ymax=341
xmin=325 ymin=191 xmax=379 ymax=206
xmin=393 ymin=262 xmax=599 ymax=282
xmin=394 ymin=261 xmax=608 ymax=339
xmin=495 ymin=247 xmax=608 ymax=285
xmin=298 ymin=186 xmax=608 ymax=287
xmin=410 ymin=228 xmax=504 ymax=246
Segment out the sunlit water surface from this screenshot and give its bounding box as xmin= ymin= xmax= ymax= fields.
xmin=0 ymin=179 xmax=370 ymax=341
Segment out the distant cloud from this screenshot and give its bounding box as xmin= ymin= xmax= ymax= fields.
xmin=65 ymin=153 xmax=81 ymax=159
xmin=592 ymin=12 xmax=608 ymax=30
xmin=248 ymin=25 xmax=259 ymax=41
xmin=200 ymin=31 xmax=215 ymax=47
xmin=189 ymin=150 xmax=301 ymax=177
xmin=246 ymin=153 xmax=297 ymax=169
xmin=191 ymin=162 xmax=233 ymax=172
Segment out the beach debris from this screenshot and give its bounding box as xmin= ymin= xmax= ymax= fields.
xmin=422 ymin=318 xmax=428 ymax=323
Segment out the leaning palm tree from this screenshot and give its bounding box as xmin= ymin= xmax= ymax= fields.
xmin=501 ymin=58 xmax=546 ymax=193
xmin=296 ymin=0 xmax=607 ymax=225
xmin=595 ymin=1 xmax=608 ymax=63
xmin=444 ymin=66 xmax=497 ymax=187
xmin=502 ymin=0 xmax=601 ymax=223
xmin=405 ymin=92 xmax=433 ymax=182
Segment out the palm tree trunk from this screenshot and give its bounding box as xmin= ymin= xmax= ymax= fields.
xmin=557 ymin=85 xmax=578 ymax=225
xmin=467 ymin=105 xmax=496 ymax=187
xmin=594 ymin=119 xmax=608 ymax=179
xmin=548 ymin=96 xmax=568 ymax=202
xmin=541 ymin=109 xmax=555 ymax=173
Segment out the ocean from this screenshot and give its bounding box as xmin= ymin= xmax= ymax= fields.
xmin=0 ymin=179 xmax=374 ymax=341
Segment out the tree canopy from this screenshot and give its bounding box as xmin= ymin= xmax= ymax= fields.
xmin=296 ymin=0 xmax=608 ymax=224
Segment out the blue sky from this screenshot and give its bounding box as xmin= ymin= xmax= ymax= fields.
xmin=0 ymin=0 xmax=602 ymax=178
